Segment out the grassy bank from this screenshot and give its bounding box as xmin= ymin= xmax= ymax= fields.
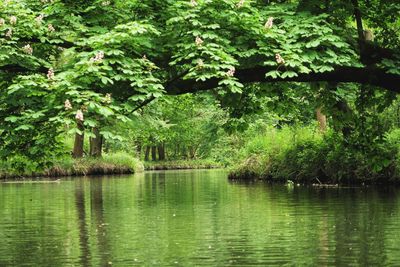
xmin=144 ymin=159 xmax=221 ymax=170
xmin=228 ymin=127 xmax=400 ymax=185
xmin=0 ymin=152 xmax=143 ymax=179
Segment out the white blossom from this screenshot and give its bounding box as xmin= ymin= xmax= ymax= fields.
xmin=23 ymin=44 xmax=33 ymax=55
xmin=237 ymin=0 xmax=245 ymax=8
xmin=0 ymin=18 xmax=5 ymax=27
xmin=275 ymin=53 xmax=285 ymax=64
xmin=190 ymin=0 xmax=197 ymax=7
xmin=75 ymin=110 xmax=84 ymax=121
xmin=5 ymin=28 xmax=12 ymax=38
xmin=102 ymin=1 xmax=111 ymax=6
xmin=90 ymin=51 xmax=105 ymax=63
xmin=47 ymin=68 xmax=55 ymax=80
xmin=197 ymin=59 xmax=204 ymax=68
xmin=10 ymin=16 xmax=17 ymax=25
xmin=64 ymin=100 xmax=72 ymax=110
xmin=105 ymin=93 xmax=112 ymax=104
xmin=264 ymin=17 xmax=274 ymax=29
xmin=35 ymin=14 xmax=44 ymax=25
xmin=195 ymin=36 xmax=203 ymax=46
xmin=226 ymin=66 xmax=235 ymax=77
xmin=48 ymin=24 xmax=55 ymax=32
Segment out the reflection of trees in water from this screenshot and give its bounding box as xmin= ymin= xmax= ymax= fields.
xmin=71 ymin=173 xmax=400 ymax=266
xmin=274 ymin=186 xmax=399 ymax=266
xmin=2 ymin=172 xmax=400 ymax=266
xmin=75 ymin=180 xmax=91 ymax=267
xmin=332 ymin=188 xmax=399 ymax=266
xmin=90 ymin=178 xmax=112 ymax=267
xmin=0 ymin=184 xmax=68 ymax=266
xmin=225 ymin=182 xmax=400 ymax=266
xmin=136 ymin=172 xmax=167 ymax=207
xmin=75 ymin=178 xmax=111 ymax=267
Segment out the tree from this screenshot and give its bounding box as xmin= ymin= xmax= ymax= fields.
xmin=1 ymin=0 xmax=399 ymax=168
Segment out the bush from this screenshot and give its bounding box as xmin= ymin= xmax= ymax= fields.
xmin=103 ymin=152 xmax=144 ymax=172
xmin=144 ymin=159 xmax=220 ymax=170
xmin=268 ymin=139 xmax=328 ymax=182
xmin=47 ymin=152 xmax=144 ymax=176
xmin=0 ymin=152 xmax=143 ymax=179
xmin=0 ymin=155 xmax=52 ymax=178
xmin=229 ymin=127 xmax=400 ymax=184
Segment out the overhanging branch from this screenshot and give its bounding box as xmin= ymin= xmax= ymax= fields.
xmin=166 ymin=66 xmax=400 ymax=94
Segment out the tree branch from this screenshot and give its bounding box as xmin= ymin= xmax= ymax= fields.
xmin=166 ymin=66 xmax=400 ymax=95
xmin=351 ymin=0 xmax=365 ymax=42
xmin=129 ymin=96 xmax=156 ymax=113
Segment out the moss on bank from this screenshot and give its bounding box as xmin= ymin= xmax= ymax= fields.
xmin=144 ymin=159 xmax=221 ymax=170
xmin=0 ymin=152 xmax=143 ymax=179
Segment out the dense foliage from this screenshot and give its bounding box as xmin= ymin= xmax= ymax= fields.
xmin=0 ymin=0 xmax=399 ymax=181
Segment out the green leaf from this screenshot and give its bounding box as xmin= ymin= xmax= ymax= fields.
xmin=5 ymin=116 xmax=19 ymax=123
xmin=266 ymin=71 xmax=280 ymax=79
xmin=15 ymin=125 xmax=33 ymax=131
xmin=281 ymin=71 xmax=298 ymax=78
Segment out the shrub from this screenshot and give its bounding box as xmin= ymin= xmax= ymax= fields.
xmin=229 ymin=127 xmax=400 ymax=184
xmin=1 ymin=152 xmax=143 ymax=179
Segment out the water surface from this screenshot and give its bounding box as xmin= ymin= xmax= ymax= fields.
xmin=1 ymin=169 xmax=399 ymax=266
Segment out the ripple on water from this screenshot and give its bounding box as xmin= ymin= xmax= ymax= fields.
xmin=0 ymin=170 xmax=400 ymax=266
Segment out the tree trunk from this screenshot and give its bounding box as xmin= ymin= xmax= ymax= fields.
xmin=89 ymin=127 xmax=103 ymax=157
xmin=144 ymin=146 xmax=150 ymax=161
xmin=189 ymin=146 xmax=196 ymax=159
xmin=167 ymin=66 xmax=400 ymax=95
xmin=333 ymin=99 xmax=354 ymax=139
xmin=135 ymin=141 xmax=142 ymax=158
xmin=151 ymin=146 xmax=157 ymax=161
xmin=158 ymin=143 xmax=165 ymax=161
xmin=316 ymin=107 xmax=327 ymax=133
xmin=181 ymin=145 xmax=188 ymax=159
xmin=73 ymin=120 xmax=84 ymax=158
xmin=103 ymin=139 xmax=109 ymax=153
xmin=175 ymin=144 xmax=180 ymax=159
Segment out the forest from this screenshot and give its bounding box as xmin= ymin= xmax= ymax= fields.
xmin=1 ymin=0 xmax=400 ymax=184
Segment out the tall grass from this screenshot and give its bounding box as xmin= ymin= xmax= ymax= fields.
xmin=144 ymin=159 xmax=221 ymax=170
xmin=229 ymin=126 xmax=400 ymax=184
xmin=0 ymin=152 xmax=143 ymax=179
xmin=230 ymin=126 xmax=322 ymax=180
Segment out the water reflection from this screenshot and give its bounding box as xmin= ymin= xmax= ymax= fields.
xmin=75 ymin=179 xmax=91 ymax=266
xmin=0 ymin=170 xmax=399 ymax=266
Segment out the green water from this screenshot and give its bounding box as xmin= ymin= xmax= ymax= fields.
xmin=0 ymin=169 xmax=400 ymax=266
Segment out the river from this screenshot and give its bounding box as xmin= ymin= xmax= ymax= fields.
xmin=0 ymin=169 xmax=399 ymax=266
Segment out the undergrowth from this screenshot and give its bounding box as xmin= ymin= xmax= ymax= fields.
xmin=0 ymin=152 xmax=143 ymax=179
xmin=229 ymin=126 xmax=400 ymax=184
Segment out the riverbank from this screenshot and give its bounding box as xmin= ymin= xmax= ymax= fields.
xmin=228 ymin=127 xmax=400 ymax=185
xmin=0 ymin=156 xmax=223 ymax=179
xmin=228 ymin=164 xmax=400 ymax=186
xmin=228 ymin=153 xmax=400 ymax=185
xmin=0 ymin=152 xmax=144 ymax=179
xmin=144 ymin=159 xmax=221 ymax=171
